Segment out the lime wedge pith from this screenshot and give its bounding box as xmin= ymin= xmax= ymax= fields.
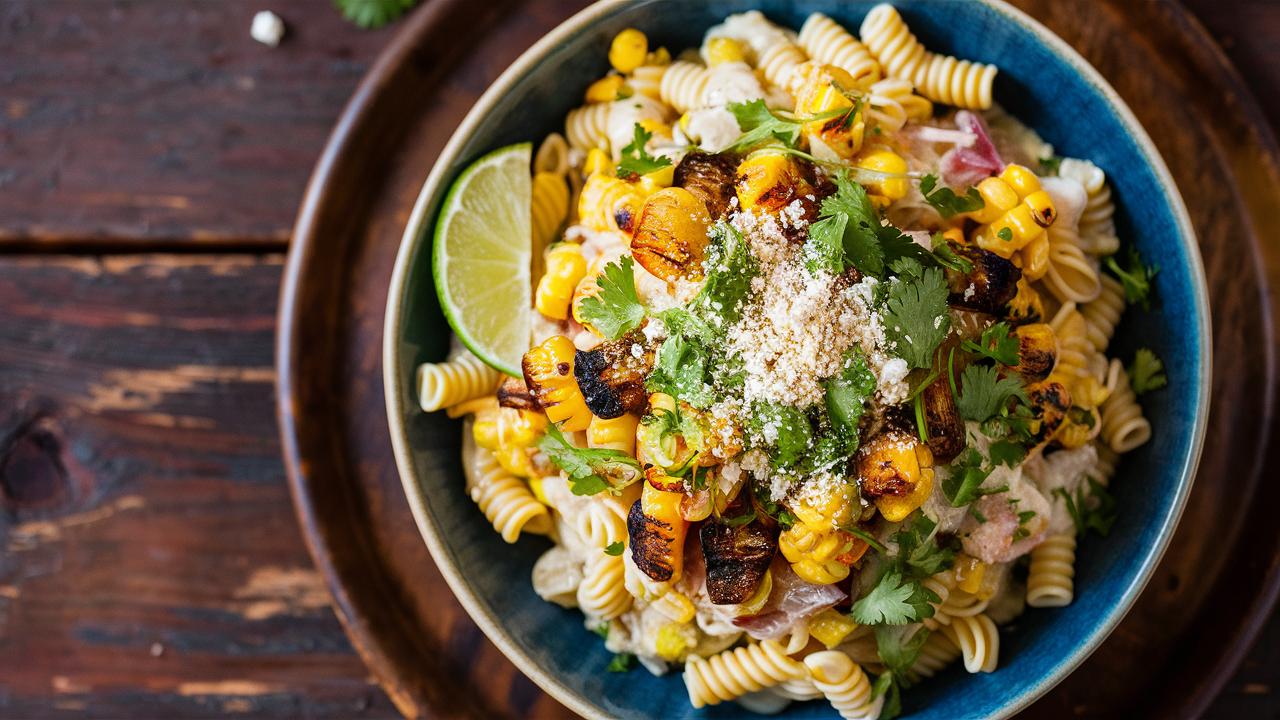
xmin=433 ymin=143 xmax=532 ymax=377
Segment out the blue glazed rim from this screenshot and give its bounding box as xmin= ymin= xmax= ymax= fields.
xmin=383 ymin=2 xmax=1210 ymax=718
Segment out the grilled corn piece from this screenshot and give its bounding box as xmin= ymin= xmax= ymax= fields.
xmin=628 ymin=480 xmax=689 ymax=582
xmin=630 ymin=187 xmax=712 ymax=283
xmin=574 ymin=336 xmax=654 ymax=419
xmin=522 ymin=335 xmax=593 ymax=431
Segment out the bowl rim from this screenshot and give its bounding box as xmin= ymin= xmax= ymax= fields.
xmin=381 ymin=1 xmax=1211 ymax=717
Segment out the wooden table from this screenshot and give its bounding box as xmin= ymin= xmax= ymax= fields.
xmin=0 ymin=1 xmax=1276 ymax=717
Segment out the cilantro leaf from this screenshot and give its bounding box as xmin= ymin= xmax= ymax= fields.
xmin=988 ymin=439 xmax=1027 ymax=467
xmin=804 ymin=213 xmax=848 ymax=275
xmin=647 ymin=333 xmax=712 ymax=408
xmin=606 ymin=653 xmax=637 ymax=672
xmin=1013 ymin=510 xmax=1037 ymax=540
xmin=536 ymin=424 xmax=642 ymax=496
xmin=1104 ymin=245 xmax=1160 ymax=311
xmin=604 ymin=541 xmax=625 ymax=556
xmin=693 ymin=221 xmax=757 ymax=326
xmin=825 ymin=348 xmax=877 ymax=441
xmin=870 ymin=672 xmax=903 ymax=719
xmin=1055 ymin=477 xmax=1118 ymax=537
xmin=997 ymin=227 xmax=1014 ymax=242
xmin=724 ymin=99 xmax=846 ymax=152
xmin=962 ymin=322 xmax=1020 ymax=365
xmin=616 ymin=123 xmax=672 ymax=179
xmin=1039 ymin=155 xmax=1062 ymax=174
xmin=812 ymin=172 xmax=885 ymax=277
xmin=1128 ymin=348 xmax=1167 ymax=395
xmin=875 ymin=624 xmax=931 ymax=677
xmin=332 ymin=0 xmax=419 ymax=29
xmin=955 ymin=364 xmax=1027 ymax=423
xmin=882 ymin=258 xmax=951 ymax=369
xmin=892 ymin=513 xmax=954 ymax=578
xmin=943 ymin=447 xmax=1010 ymax=507
xmin=930 ymin=233 xmax=973 ymax=274
xmin=850 ymin=567 xmax=929 ymax=625
xmin=919 ymin=174 xmax=985 ymax=219
xmin=748 ymin=403 xmax=812 ymax=470
xmin=751 ymin=482 xmax=797 ymax=528
xmin=577 ymin=255 xmax=646 ymax=340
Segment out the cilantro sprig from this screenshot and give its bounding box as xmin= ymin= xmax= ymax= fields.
xmin=1128 ymin=348 xmax=1167 ymax=394
xmin=882 ymin=258 xmax=951 ymax=369
xmin=615 ymin=124 xmax=672 ymax=180
xmin=942 ymin=447 xmax=1009 ymax=507
xmin=606 ymin=652 xmax=637 ymax=672
xmin=849 ymin=514 xmax=953 ymax=626
xmin=1055 ymin=477 xmax=1118 ymax=537
xmin=577 ymin=255 xmax=645 ymax=340
xmin=919 ymin=174 xmax=985 ymax=219
xmin=955 ymin=364 xmax=1027 ymax=423
xmin=724 ymin=99 xmax=847 ymax=153
xmin=1104 ymin=245 xmax=1160 ymax=311
xmin=962 ymin=322 xmax=1020 ymax=366
xmin=824 ymin=348 xmax=877 ymax=442
xmin=536 ymin=424 xmax=642 ymax=496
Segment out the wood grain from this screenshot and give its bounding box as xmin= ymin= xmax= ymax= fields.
xmin=0 ymin=254 xmax=398 ymax=718
xmin=0 ymin=1 xmax=396 ymax=247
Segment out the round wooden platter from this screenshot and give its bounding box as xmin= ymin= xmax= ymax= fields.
xmin=276 ymin=1 xmax=1280 ymax=718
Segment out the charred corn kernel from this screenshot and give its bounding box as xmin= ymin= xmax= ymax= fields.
xmin=1054 ymin=411 xmax=1095 ymax=450
xmin=1024 ymin=189 xmax=1057 ymax=227
xmin=473 ymin=408 xmax=545 ymax=452
xmin=735 ymin=153 xmax=812 ymax=213
xmin=583 ymin=148 xmax=612 ymax=176
xmin=942 ymin=227 xmax=965 ymax=245
xmin=874 ymin=467 xmax=934 ymax=522
xmin=639 ymin=480 xmax=689 ymax=582
xmin=808 ymin=608 xmax=858 ymax=649
xmin=968 ymin=176 xmax=1019 ymax=224
xmin=588 ymin=414 xmax=639 ymax=455
xmin=609 ymin=28 xmax=648 ymax=74
xmin=578 ymin=174 xmax=645 ymax=237
xmin=1020 ymin=232 xmax=1050 ymax=281
xmin=495 ymin=445 xmax=535 ymax=478
xmin=535 ymin=244 xmax=588 ymax=320
xmin=793 ymin=63 xmax=864 ymax=160
xmin=780 ymin=523 xmax=853 ymax=585
xmin=1000 ymin=163 xmax=1042 ymax=199
xmin=585 ymin=75 xmax=627 ymax=104
xmin=854 ymin=147 xmax=908 ymax=201
xmin=707 ymin=37 xmax=746 ymax=66
xmin=651 ymin=591 xmax=697 ymax=624
xmin=792 ymin=484 xmax=857 ymax=531
xmin=645 ymin=46 xmax=671 ymax=67
xmin=655 ymin=623 xmax=694 ymax=661
xmin=953 ymin=554 xmax=986 ymax=595
xmin=521 ymin=335 xmax=592 ymax=431
xmin=527 ymin=476 xmax=549 ymax=506
xmin=571 ymin=273 xmax=603 ymax=331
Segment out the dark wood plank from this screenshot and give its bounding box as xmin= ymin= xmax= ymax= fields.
xmin=0 ymin=1 xmax=396 ymax=247
xmin=0 ymin=254 xmax=399 ymax=718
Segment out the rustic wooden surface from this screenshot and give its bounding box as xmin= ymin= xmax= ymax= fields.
xmin=2 ymin=1 xmax=1280 ymax=718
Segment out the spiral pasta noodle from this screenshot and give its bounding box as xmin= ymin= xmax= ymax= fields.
xmin=798 ymin=13 xmax=881 ymax=85
xmin=1080 ymin=274 xmax=1126 ymax=354
xmin=470 ymin=454 xmax=551 ymax=543
xmin=939 ymin=614 xmax=999 ymax=673
xmin=865 ymin=78 xmax=932 ymax=132
xmin=908 ymin=631 xmax=961 ymax=681
xmin=534 ymin=132 xmax=570 ymax=176
xmin=1043 ymin=225 xmax=1103 ymax=305
xmin=575 ymin=501 xmax=627 ymax=549
xmin=804 ymin=652 xmax=883 ymax=720
xmin=920 ymin=576 xmax=951 ymax=629
xmin=660 ymin=60 xmax=712 ymax=114
xmin=1092 ymin=439 xmax=1119 ymax=485
xmin=577 ymin=552 xmax=632 ymax=620
xmin=756 ymin=39 xmax=809 ymax=94
xmin=566 ymin=101 xmax=612 ymax=152
xmin=1099 ymin=358 xmax=1152 ymax=453
xmin=418 ymin=353 xmax=502 ymax=413
xmin=860 ymin=4 xmax=997 ymax=110
xmin=773 ymin=676 xmax=824 ymax=701
xmin=531 ymin=171 xmax=570 ymax=250
xmin=1027 ymin=533 xmax=1077 ymax=608
xmin=1059 ymin=158 xmax=1121 ymax=256
xmin=684 ymin=640 xmax=807 ymax=709
xmin=1048 ymin=302 xmax=1109 ymax=409
xmin=628 ymin=64 xmax=667 ymax=100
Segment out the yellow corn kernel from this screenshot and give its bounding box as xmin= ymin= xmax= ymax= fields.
xmin=655 ymin=623 xmax=694 ymax=662
xmin=636 ymin=164 xmax=675 ymax=195
xmin=588 ymin=414 xmax=639 ymax=455
xmin=968 ymin=176 xmax=1019 ymax=224
xmin=793 ymin=63 xmax=864 ymax=161
xmin=707 ymin=37 xmax=746 ymax=66
xmin=609 ymin=28 xmax=648 ymax=74
xmin=874 ymin=466 xmax=935 ymax=523
xmin=792 ymin=484 xmax=857 ymax=531
xmin=999 ymin=164 xmax=1042 ymax=200
xmin=735 ymin=153 xmax=811 ymax=214
xmin=953 ymin=554 xmax=986 ymax=595
xmin=979 ymin=205 xmax=1040 ymax=258
xmin=645 ymin=46 xmax=671 ymax=67
xmin=521 ymin=335 xmax=592 ymax=432
xmin=578 ymin=174 xmax=645 ymax=237
xmin=571 ymin=272 xmax=603 ymax=332
xmin=527 ymin=476 xmax=549 ymax=506
xmin=585 ymin=75 xmax=627 ymax=104
xmin=1023 ymin=189 xmax=1057 ymax=228
xmin=808 ymin=608 xmax=858 ymax=649
xmin=638 ymin=118 xmax=672 ymax=141
xmin=854 ymin=147 xmax=908 ymax=201
xmin=494 ymin=445 xmax=535 ymax=478
xmin=779 ymin=523 xmax=852 ymax=585
xmin=535 ymin=244 xmax=588 ymax=321
xmin=584 ymin=148 xmax=612 ymax=176
xmin=472 ymin=418 xmax=500 ymax=451
xmin=651 ymin=591 xmax=697 ymax=624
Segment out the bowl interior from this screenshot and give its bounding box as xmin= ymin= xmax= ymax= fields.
xmin=387 ymin=1 xmax=1207 ymax=718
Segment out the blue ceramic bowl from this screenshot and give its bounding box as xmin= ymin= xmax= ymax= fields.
xmin=384 ymin=2 xmax=1210 ymax=717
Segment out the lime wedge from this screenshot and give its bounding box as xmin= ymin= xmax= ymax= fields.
xmin=433 ymin=143 xmax=532 ymax=376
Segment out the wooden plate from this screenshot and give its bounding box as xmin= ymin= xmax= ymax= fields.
xmin=276 ymin=1 xmax=1280 ymax=718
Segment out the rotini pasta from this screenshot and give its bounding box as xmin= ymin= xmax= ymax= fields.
xmin=565 ymin=101 xmax=612 ymax=153
xmin=574 ymin=501 xmax=627 ymax=550
xmin=864 ymin=78 xmax=932 ymax=132
xmin=756 ymin=39 xmax=809 ymax=94
xmin=860 ymin=4 xmax=997 ymax=109
xmin=1026 ymin=533 xmax=1077 ymax=608
xmin=1043 ymin=224 xmax=1104 ymax=305
xmin=1081 ymin=274 xmax=1126 ymax=353
xmin=798 ymin=13 xmax=881 ymax=85
xmin=577 ymin=552 xmax=633 ymax=620
xmin=804 ymin=651 xmax=883 ymax=720
xmin=659 ymin=60 xmax=712 ymax=114
xmin=417 ymin=352 xmax=502 ymax=412
xmin=1059 ymin=158 xmax=1121 ymax=256
xmin=684 ymin=640 xmax=807 ymax=709
xmin=469 ymin=453 xmax=551 ymax=543
xmin=908 ymin=631 xmax=962 ymax=681
xmin=531 ymin=171 xmax=570 ymax=251
xmin=939 ymin=614 xmax=1000 ymax=673
xmin=627 ymin=64 xmax=667 ymax=100
xmin=1100 ymin=358 xmax=1152 ymax=453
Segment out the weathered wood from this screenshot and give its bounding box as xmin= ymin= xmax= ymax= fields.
xmin=0 ymin=255 xmax=398 ymax=718
xmin=0 ymin=1 xmax=396 ymax=247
